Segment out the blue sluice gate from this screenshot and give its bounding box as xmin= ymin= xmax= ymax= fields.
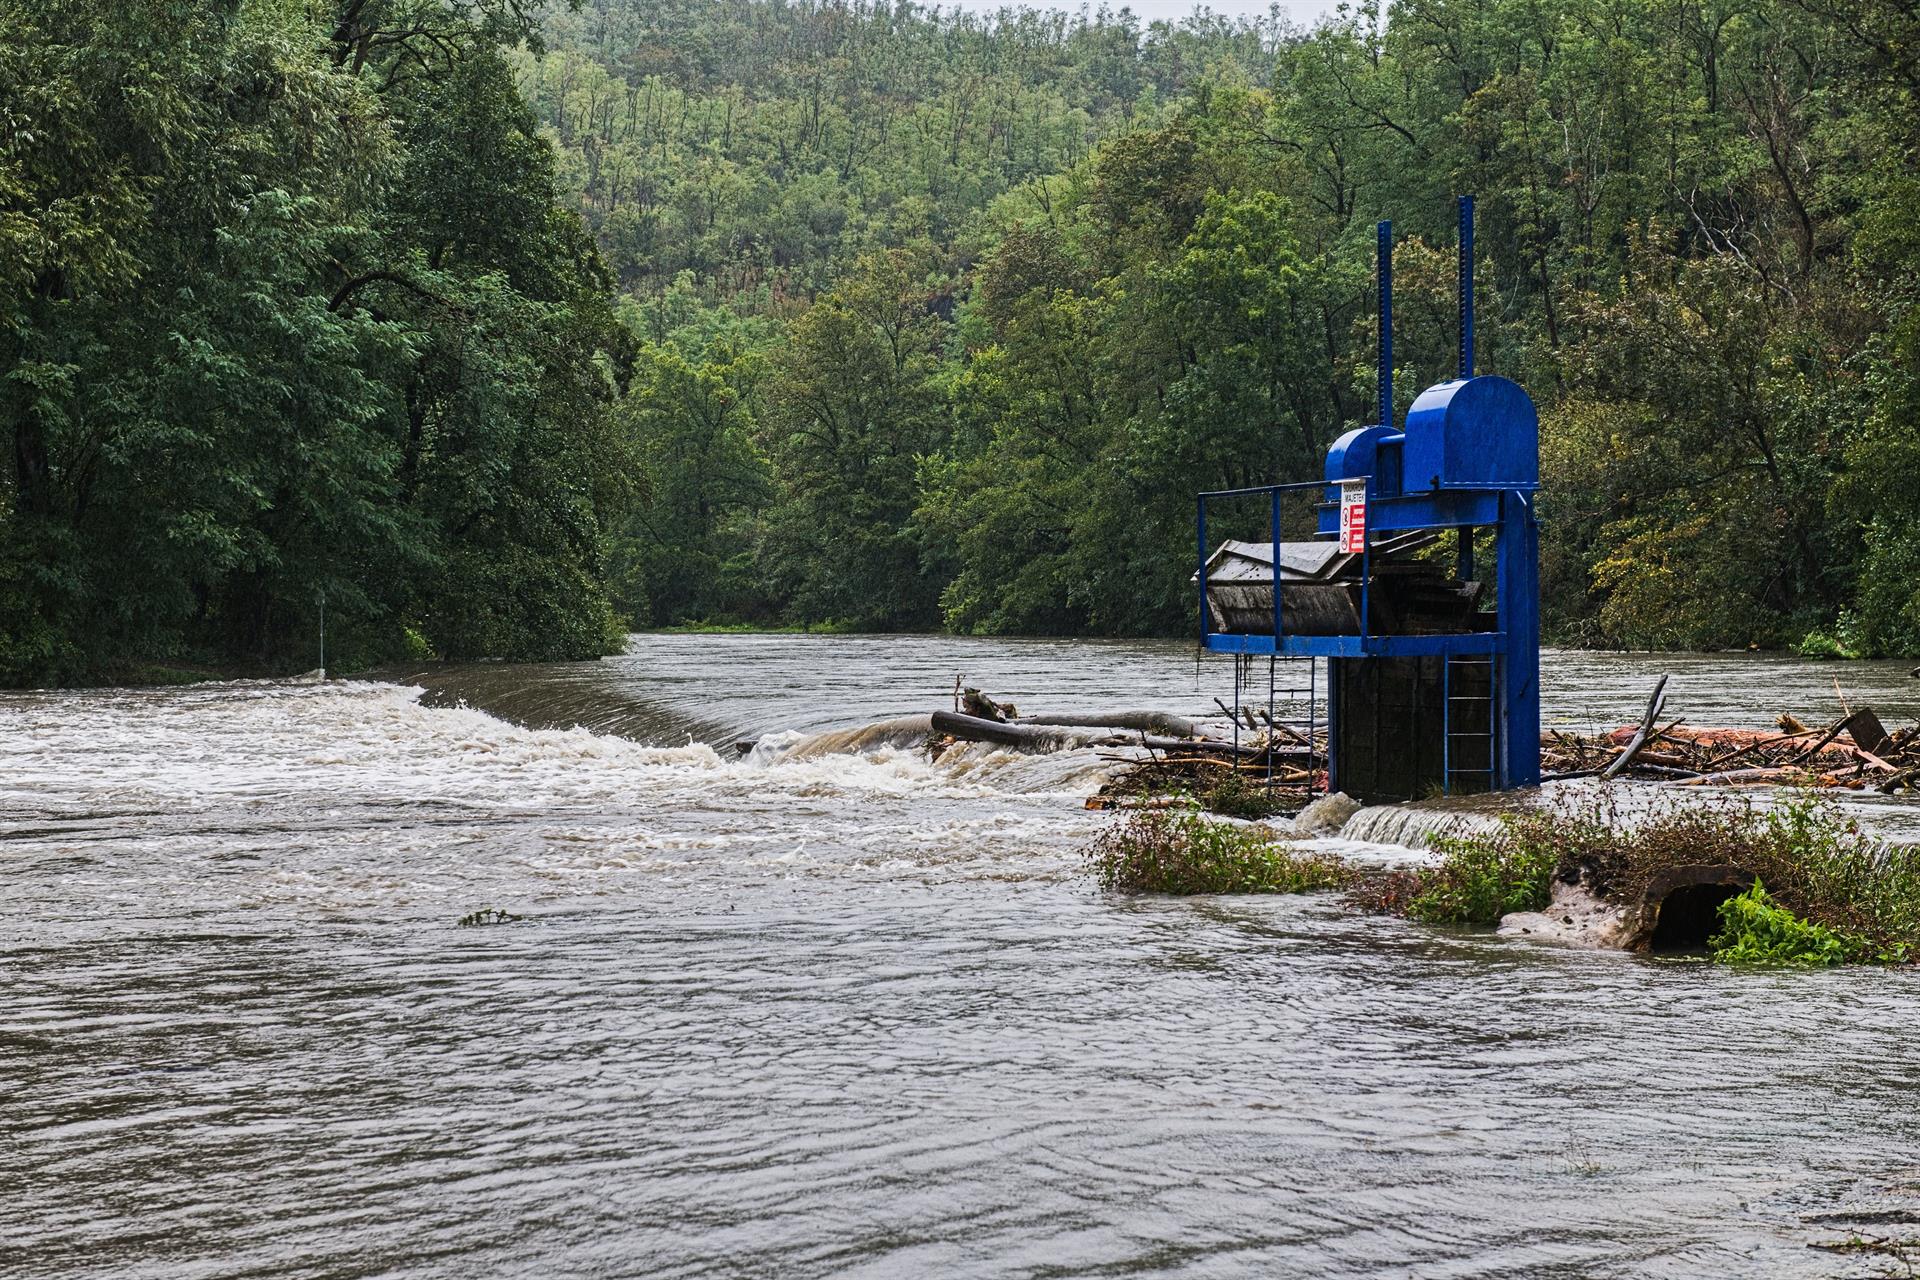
xmin=1196 ymin=196 xmax=1540 ymax=802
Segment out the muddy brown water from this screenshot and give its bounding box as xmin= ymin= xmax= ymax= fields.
xmin=5 ymin=636 xmax=1920 ymax=1278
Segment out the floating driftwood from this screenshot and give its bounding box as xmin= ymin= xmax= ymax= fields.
xmin=932 ymin=710 xmax=1098 ymax=750
xmin=1601 ymin=673 xmax=1669 ymax=780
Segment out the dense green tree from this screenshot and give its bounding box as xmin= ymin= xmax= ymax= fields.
xmin=1 ymin=0 xmax=629 ymax=684
xmin=610 ymin=335 xmax=769 ymax=626
xmin=756 ymin=248 xmax=949 ymax=628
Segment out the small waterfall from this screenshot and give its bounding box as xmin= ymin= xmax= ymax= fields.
xmin=1335 ymin=803 xmax=1507 ymax=849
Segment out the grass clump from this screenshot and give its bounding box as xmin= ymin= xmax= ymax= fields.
xmin=1399 ymin=820 xmax=1560 ymax=925
xmin=1088 ymin=803 xmax=1351 ymax=896
xmin=1709 ymin=882 xmax=1849 ymax=966
xmin=1199 ymin=770 xmax=1290 ymax=820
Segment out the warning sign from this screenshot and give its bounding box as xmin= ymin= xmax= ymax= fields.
xmin=1339 ymin=481 xmax=1367 ymax=554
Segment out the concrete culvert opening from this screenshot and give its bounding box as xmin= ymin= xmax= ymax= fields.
xmin=1640 ymin=868 xmax=1756 ymax=953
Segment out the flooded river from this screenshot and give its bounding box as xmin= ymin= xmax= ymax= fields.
xmin=5 ymin=636 xmax=1920 ymax=1278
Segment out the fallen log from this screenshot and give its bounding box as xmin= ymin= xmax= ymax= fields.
xmin=1697 ymin=727 xmax=1819 ymax=773
xmin=1626 ymin=763 xmax=1704 ymax=779
xmin=1845 ymin=744 xmax=1900 ymax=773
xmin=1879 ymin=768 xmax=1919 ymax=795
xmin=1665 ymin=766 xmax=1808 ymax=787
xmin=1015 ymin=710 xmax=1199 ymax=737
xmin=932 ymin=710 xmax=1092 ymax=749
xmin=933 ymin=710 xmax=1265 ymax=759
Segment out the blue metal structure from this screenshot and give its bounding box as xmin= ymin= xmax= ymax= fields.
xmin=1196 ymin=196 xmax=1541 ymax=795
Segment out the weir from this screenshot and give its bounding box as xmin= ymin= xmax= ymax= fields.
xmin=1196 ymin=196 xmax=1542 ymax=803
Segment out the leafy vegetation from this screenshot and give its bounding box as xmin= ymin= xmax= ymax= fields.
xmin=1399 ymin=824 xmax=1560 ymax=926
xmin=1709 ymin=883 xmax=1849 ymax=967
xmin=1198 ymin=770 xmax=1291 ymax=821
xmin=1088 ymin=803 xmax=1351 ymax=896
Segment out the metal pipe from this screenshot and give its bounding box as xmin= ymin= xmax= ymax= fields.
xmin=1359 ymin=474 xmax=1372 ymax=644
xmin=1377 ymin=219 xmax=1393 ymax=429
xmin=1266 ymin=655 xmax=1276 ymax=792
xmin=1308 ymin=657 xmax=1318 ymax=799
xmin=1196 ymin=479 xmax=1334 ymax=499
xmin=1457 ymin=194 xmax=1474 ymax=380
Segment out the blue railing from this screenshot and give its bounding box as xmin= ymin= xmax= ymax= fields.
xmin=1196 ymin=476 xmax=1370 ymax=649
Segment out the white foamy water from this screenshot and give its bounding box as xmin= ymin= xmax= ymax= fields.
xmin=5 ymin=635 xmax=1920 ymax=1279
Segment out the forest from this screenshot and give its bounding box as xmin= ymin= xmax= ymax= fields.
xmin=4 ymin=0 xmax=1919 ymax=684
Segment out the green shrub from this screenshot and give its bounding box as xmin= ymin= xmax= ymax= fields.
xmin=1709 ymin=882 xmax=1850 ymax=966
xmin=1088 ymin=805 xmax=1352 ymax=896
xmin=401 ymin=625 xmax=437 ymax=662
xmin=1403 ymin=822 xmax=1559 ymax=924
xmin=1746 ymin=794 xmax=1920 ymax=963
xmin=1793 ymin=629 xmax=1852 ymax=660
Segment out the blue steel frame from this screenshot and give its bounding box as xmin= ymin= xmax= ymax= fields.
xmin=1193 ymin=481 xmax=1540 ymax=790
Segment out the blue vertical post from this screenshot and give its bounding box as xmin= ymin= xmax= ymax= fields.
xmin=1456 ymin=196 xmax=1476 ymax=585
xmin=1495 ymin=490 xmax=1541 ymax=787
xmin=1377 ymin=219 xmax=1393 ymax=429
xmin=1457 ymin=195 xmax=1474 ymax=381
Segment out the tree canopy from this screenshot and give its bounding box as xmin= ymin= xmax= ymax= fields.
xmin=7 ymin=0 xmax=1919 ymax=684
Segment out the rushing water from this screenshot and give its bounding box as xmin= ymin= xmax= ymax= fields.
xmin=5 ymin=635 xmax=1920 ymax=1279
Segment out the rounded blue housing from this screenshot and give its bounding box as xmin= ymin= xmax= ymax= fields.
xmin=1399 ymin=374 xmax=1538 ymax=492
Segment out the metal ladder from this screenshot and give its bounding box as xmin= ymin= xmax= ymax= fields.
xmin=1443 ymin=655 xmax=1496 ymax=795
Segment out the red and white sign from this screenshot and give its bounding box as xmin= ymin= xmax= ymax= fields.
xmin=1339 ymin=481 xmax=1368 ymax=553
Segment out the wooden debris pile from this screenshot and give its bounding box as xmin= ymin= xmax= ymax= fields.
xmin=931 ymin=676 xmax=1920 ymax=804
xmin=1086 ymin=729 xmax=1330 ymax=815
xmin=1543 ymin=704 xmax=1919 ymax=793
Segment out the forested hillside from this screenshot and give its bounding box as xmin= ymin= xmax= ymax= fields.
xmin=5 ymin=0 xmax=1918 ymax=686
xmin=533 ymin=0 xmax=1920 ymax=654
